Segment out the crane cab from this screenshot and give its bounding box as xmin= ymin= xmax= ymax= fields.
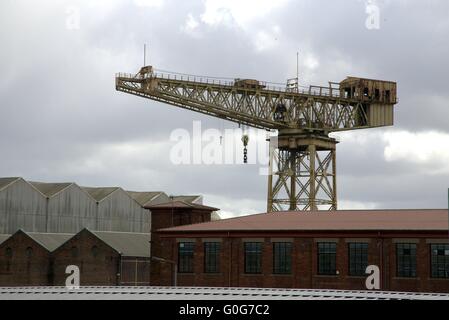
xmin=340 ymin=77 xmax=397 ymax=127
xmin=339 ymin=77 xmax=397 ymax=104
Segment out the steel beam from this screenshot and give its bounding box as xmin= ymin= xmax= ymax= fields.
xmin=268 ymin=133 xmax=337 ymax=212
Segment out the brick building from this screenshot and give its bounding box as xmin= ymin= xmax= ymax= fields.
xmin=0 ymin=229 xmax=151 ymax=286
xmin=0 ymin=230 xmax=72 ymax=286
xmin=145 ymin=201 xmax=218 ymax=285
xmin=157 ymin=210 xmax=449 ymax=293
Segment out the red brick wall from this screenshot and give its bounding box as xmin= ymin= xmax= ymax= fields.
xmin=159 ymin=234 xmax=449 ymax=293
xmin=0 ymin=231 xmax=51 ymax=286
xmin=52 ymin=230 xmax=121 ymax=286
xmin=150 ymin=208 xmax=212 ymax=286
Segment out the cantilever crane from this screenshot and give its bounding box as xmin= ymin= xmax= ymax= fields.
xmin=116 ymin=65 xmax=397 ymax=212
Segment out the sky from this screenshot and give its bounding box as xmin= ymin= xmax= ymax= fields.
xmin=1 ymin=0 xmax=449 ymax=218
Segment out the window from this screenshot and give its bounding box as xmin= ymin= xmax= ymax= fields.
xmin=5 ymin=247 xmax=12 ymax=259
xmin=318 ymin=242 xmax=337 ymax=275
xmin=431 ymin=244 xmax=449 ymax=279
xmin=71 ymin=246 xmax=79 ymax=258
xmin=26 ymin=247 xmax=33 ymax=259
xmin=396 ymin=243 xmax=417 ymax=277
xmin=273 ymin=242 xmax=292 ymax=274
xmin=178 ymin=242 xmax=195 ymax=273
xmin=91 ymin=246 xmax=99 ymax=258
xmin=244 ymin=242 xmax=262 ymax=274
xmin=348 ymin=243 xmax=368 ymax=276
xmin=204 ymin=242 xmax=221 ymax=273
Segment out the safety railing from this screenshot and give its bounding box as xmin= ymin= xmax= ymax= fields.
xmin=116 ymin=71 xmax=343 ymax=98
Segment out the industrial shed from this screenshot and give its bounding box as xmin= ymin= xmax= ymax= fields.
xmin=0 ymin=178 xmax=47 ymax=234
xmin=30 ymin=182 xmax=98 ymax=233
xmin=0 ymin=229 xmax=151 ymax=286
xmin=0 ymin=230 xmax=73 ymax=286
xmin=51 ymin=228 xmax=151 ymax=286
xmin=0 ymin=178 xmax=169 ymax=234
xmin=82 ymin=187 xmax=150 ymax=233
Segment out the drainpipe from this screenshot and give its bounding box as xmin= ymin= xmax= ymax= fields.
xmin=378 ymin=232 xmax=384 ymax=291
xmin=117 ymin=255 xmax=122 ymax=286
xmin=228 ymin=232 xmax=232 ymax=287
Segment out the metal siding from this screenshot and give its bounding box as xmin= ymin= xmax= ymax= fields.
xmin=46 ymin=184 xmax=97 ymax=233
xmin=0 ymin=179 xmax=47 ymax=234
xmin=97 ymin=189 xmax=150 ymax=233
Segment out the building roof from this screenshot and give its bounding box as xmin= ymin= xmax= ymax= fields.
xmin=29 ymin=182 xmax=73 ymax=198
xmin=145 ymin=200 xmax=218 ymax=212
xmin=159 ymin=209 xmax=449 ymax=233
xmin=82 ymin=187 xmax=119 ymax=202
xmin=127 ymin=191 xmax=165 ymax=206
xmin=24 ymin=232 xmax=74 ymax=251
xmin=90 ymin=230 xmax=151 ymax=258
xmin=172 ymin=195 xmax=202 ymax=204
xmin=0 ymin=177 xmax=20 ymax=191
xmin=1 ymin=286 xmax=448 ymax=300
xmin=0 ymin=235 xmax=11 ymax=245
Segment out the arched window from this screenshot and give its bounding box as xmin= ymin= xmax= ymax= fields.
xmin=71 ymin=246 xmax=79 ymax=258
xmin=26 ymin=247 xmax=33 ymax=259
xmin=5 ymin=247 xmax=12 ymax=259
xmin=91 ymin=246 xmax=99 ymax=258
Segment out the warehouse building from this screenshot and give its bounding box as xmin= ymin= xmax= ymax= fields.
xmin=157 ymin=209 xmax=449 ymax=293
xmin=0 ymin=177 xmax=220 ymax=287
xmin=0 ymin=228 xmax=151 ymax=286
xmin=0 ymin=230 xmax=73 ymax=286
xmin=0 ymin=177 xmax=215 ymax=235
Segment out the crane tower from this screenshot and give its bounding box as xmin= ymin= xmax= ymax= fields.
xmin=116 ymin=66 xmax=397 ymax=212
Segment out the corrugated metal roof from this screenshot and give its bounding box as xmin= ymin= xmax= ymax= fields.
xmin=25 ymin=232 xmax=74 ymax=251
xmin=0 ymin=177 xmax=20 ymax=191
xmin=1 ymin=287 xmax=448 ymax=300
xmin=29 ymin=181 xmax=73 ymax=198
xmin=90 ymin=230 xmax=151 ymax=257
xmin=145 ymin=200 xmax=218 ymax=211
xmin=82 ymin=187 xmax=119 ymax=202
xmin=172 ymin=195 xmax=202 ymax=204
xmin=127 ymin=191 xmax=164 ymax=206
xmin=0 ymin=235 xmax=11 ymax=245
xmin=159 ymin=209 xmax=449 ymax=233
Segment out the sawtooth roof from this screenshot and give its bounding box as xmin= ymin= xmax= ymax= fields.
xmin=82 ymin=187 xmax=120 ymax=202
xmin=29 ymin=181 xmax=73 ymax=198
xmin=0 ymin=177 xmax=20 ymax=191
xmin=127 ymin=191 xmax=165 ymax=206
xmin=0 ymin=235 xmax=11 ymax=245
xmin=145 ymin=200 xmax=218 ymax=211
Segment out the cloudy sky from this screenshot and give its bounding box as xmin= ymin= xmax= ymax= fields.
xmin=1 ymin=0 xmax=448 ymax=218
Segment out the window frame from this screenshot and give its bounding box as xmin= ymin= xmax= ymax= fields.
xmin=430 ymin=244 xmax=449 ymax=279
xmin=317 ymin=242 xmax=337 ymax=276
xmin=348 ymin=243 xmax=369 ymax=277
xmin=244 ymin=242 xmax=263 ymax=274
xmin=396 ymin=243 xmax=417 ymax=278
xmin=178 ymin=242 xmax=195 ymax=274
xmin=204 ymin=242 xmax=221 ymax=274
xmin=273 ymin=242 xmax=292 ymax=275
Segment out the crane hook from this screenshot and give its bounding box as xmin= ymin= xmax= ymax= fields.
xmin=242 ymin=134 xmax=249 ymax=164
